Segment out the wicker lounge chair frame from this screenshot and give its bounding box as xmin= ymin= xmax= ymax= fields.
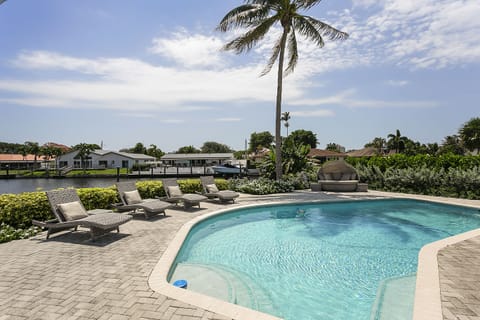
xmin=32 ymin=189 xmax=132 ymax=240
xmin=160 ymin=178 xmax=207 ymax=209
xmin=200 ymin=176 xmax=239 ymax=203
xmin=114 ymin=181 xmax=173 ymax=218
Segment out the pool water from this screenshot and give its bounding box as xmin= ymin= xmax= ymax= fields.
xmin=169 ymin=199 xmax=480 ymax=320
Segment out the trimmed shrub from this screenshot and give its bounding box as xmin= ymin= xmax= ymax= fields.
xmin=228 ymin=178 xmax=295 ymax=195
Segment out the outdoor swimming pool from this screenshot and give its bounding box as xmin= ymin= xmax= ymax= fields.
xmin=168 ymin=199 xmax=480 ymax=320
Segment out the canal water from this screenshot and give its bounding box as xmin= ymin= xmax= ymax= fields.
xmin=0 ymin=177 xmax=154 ymax=195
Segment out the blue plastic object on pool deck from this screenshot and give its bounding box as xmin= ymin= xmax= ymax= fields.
xmin=173 ymin=279 xmax=188 ymax=289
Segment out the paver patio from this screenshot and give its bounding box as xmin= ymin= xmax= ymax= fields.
xmin=0 ymin=190 xmax=479 ymax=320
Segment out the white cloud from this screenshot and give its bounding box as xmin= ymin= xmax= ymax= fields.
xmin=290 ymin=110 xmax=335 ymax=117
xmin=340 ymin=0 xmax=480 ymax=69
xmin=150 ymin=30 xmax=227 ymax=68
xmin=289 ymin=89 xmax=437 ymax=109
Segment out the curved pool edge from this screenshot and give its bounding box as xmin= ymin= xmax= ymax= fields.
xmin=148 ymin=192 xmax=480 ymax=320
xmin=148 ymin=202 xmax=288 ymax=320
xmin=413 ymin=227 xmax=480 ymax=320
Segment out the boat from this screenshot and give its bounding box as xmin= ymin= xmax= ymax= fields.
xmin=211 ymin=164 xmax=246 ymax=174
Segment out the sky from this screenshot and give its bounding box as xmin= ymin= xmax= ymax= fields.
xmin=0 ymin=0 xmax=479 ymax=153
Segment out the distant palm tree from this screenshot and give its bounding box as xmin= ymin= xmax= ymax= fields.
xmin=281 ymin=111 xmax=291 ymax=137
xmin=75 ymin=143 xmax=97 ymax=174
xmin=218 ymin=0 xmax=348 ymax=179
xmin=459 ymin=117 xmax=480 ymax=153
xmin=387 ymin=129 xmax=408 ymax=154
xmin=25 ymin=141 xmax=40 ymax=173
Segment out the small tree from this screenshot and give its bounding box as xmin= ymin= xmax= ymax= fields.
xmin=326 ymin=143 xmax=341 ymax=152
xmin=286 ymin=129 xmax=318 ymax=148
xmin=201 ymin=141 xmax=233 ymax=153
xmin=176 ymin=146 xmax=200 ymax=154
xmin=249 ymin=131 xmax=274 ymax=152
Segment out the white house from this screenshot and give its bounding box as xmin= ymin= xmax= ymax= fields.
xmin=58 ymin=150 xmax=155 ymax=169
xmin=160 ymin=153 xmax=234 ymax=167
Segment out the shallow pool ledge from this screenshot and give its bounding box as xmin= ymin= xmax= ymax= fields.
xmin=413 ymin=227 xmax=480 ymax=320
xmin=148 ymin=204 xmax=284 ymax=320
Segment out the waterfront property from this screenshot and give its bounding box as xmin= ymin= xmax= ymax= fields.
xmin=0 ymin=154 xmax=44 ymax=170
xmin=160 ymin=153 xmax=235 ymax=167
xmin=57 ymin=149 xmax=155 ymax=169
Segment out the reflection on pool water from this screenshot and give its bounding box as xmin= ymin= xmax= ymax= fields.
xmin=169 ymin=199 xmax=480 ymax=320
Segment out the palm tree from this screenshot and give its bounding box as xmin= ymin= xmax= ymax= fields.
xmin=459 ymin=117 xmax=480 ymax=153
xmin=217 ymin=0 xmax=348 ymax=179
xmin=365 ymin=137 xmax=386 ymax=155
xmin=281 ymin=111 xmax=291 ymax=137
xmin=25 ymin=141 xmax=40 ymax=173
xmin=74 ymin=143 xmax=97 ymax=174
xmin=387 ymin=129 xmax=407 ymax=154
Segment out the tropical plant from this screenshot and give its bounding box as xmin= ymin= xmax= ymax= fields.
xmin=281 ymin=111 xmax=291 ymax=136
xmin=459 ymin=117 xmax=480 ymax=153
xmin=438 ymin=135 xmax=465 ymax=155
xmin=259 ymin=139 xmax=311 ymax=178
xmin=25 ymin=141 xmax=40 ymax=172
xmin=387 ymin=129 xmax=408 ymax=154
xmin=73 ymin=143 xmax=97 ymax=173
xmin=364 ymin=137 xmax=386 ymax=154
xmin=217 ymin=0 xmax=348 ymax=179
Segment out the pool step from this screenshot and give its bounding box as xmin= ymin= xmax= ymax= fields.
xmin=370 ymin=274 xmax=416 ymax=320
xmin=170 ymin=262 xmax=275 ymax=314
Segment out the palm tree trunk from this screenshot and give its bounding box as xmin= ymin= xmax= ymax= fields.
xmin=275 ymin=28 xmax=289 ymax=180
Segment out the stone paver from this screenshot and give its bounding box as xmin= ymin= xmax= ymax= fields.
xmin=438 ymin=235 xmax=480 ymax=320
xmin=0 ymin=190 xmax=479 ymax=320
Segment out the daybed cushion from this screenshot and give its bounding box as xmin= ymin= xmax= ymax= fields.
xmin=123 ymin=190 xmax=142 ymax=204
xmin=206 ymin=184 xmax=219 ymax=193
xmin=167 ymin=186 xmax=183 ymax=198
xmin=58 ymin=201 xmax=89 ymax=221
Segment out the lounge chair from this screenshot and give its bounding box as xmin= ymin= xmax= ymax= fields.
xmin=114 ymin=181 xmax=173 ymax=218
xmin=161 ymin=178 xmax=207 ymax=209
xmin=32 ymin=189 xmax=132 ymax=240
xmin=200 ymin=176 xmax=239 ymax=203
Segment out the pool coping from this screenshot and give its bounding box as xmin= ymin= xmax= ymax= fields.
xmin=148 ymin=193 xmax=480 ymax=320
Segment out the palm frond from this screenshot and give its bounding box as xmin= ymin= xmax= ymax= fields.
xmin=284 ymin=30 xmax=298 ymax=75
xmin=295 ymin=0 xmax=323 ymax=10
xmin=217 ymin=4 xmax=270 ymax=32
xmin=293 ymin=16 xmax=325 ymax=47
xmin=303 ymin=16 xmax=349 ymax=41
xmin=260 ymin=36 xmax=282 ymax=76
xmin=223 ymin=15 xmax=279 ymax=54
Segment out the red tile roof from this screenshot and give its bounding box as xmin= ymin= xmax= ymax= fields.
xmin=0 ymin=154 xmax=46 ymax=161
xmin=308 ymin=149 xmax=345 ymax=158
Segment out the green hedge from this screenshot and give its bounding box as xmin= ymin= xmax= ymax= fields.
xmin=355 ymin=164 xmax=480 ymax=199
xmin=0 ymin=178 xmax=230 ymax=230
xmin=346 ymin=154 xmax=480 ymax=172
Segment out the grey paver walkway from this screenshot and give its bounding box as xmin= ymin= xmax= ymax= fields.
xmin=0 ymin=190 xmax=479 ymax=320
xmin=438 ymin=236 xmax=480 ymax=320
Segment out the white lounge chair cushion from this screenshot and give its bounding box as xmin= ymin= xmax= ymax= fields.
xmin=206 ymin=184 xmax=219 ymax=193
xmin=58 ymin=201 xmax=89 ymax=221
xmin=167 ymin=186 xmax=183 ymax=198
xmin=123 ymin=190 xmax=142 ymax=204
